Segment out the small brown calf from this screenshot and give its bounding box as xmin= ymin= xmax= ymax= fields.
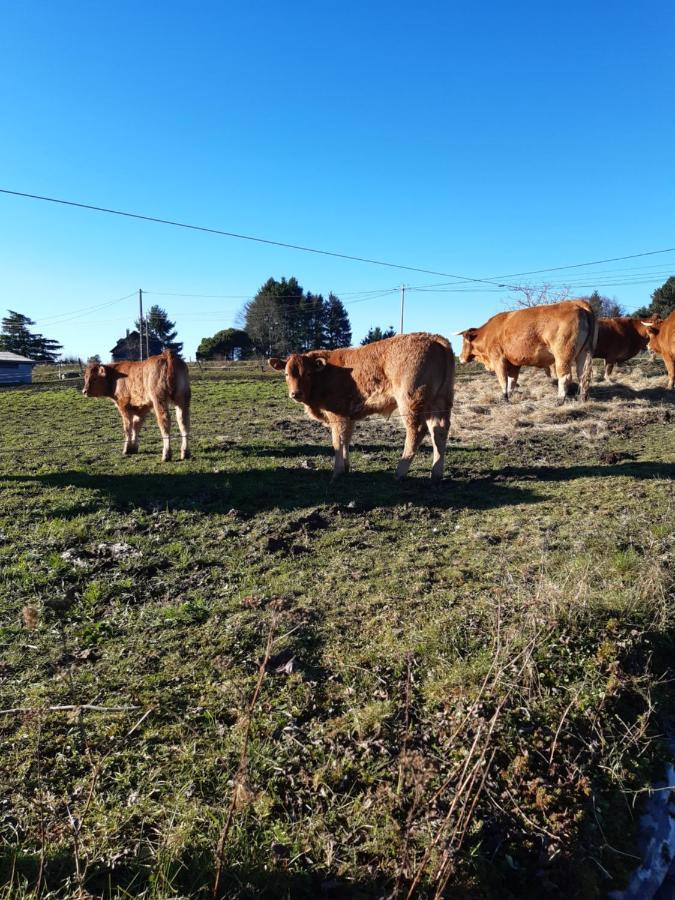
xmin=82 ymin=350 xmax=191 ymax=461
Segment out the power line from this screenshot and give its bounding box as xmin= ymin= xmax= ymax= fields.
xmin=0 ymin=187 xmax=528 ymax=290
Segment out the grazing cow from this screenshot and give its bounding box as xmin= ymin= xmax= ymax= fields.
xmin=269 ymin=332 xmax=455 ymax=481
xmin=594 ymin=317 xmax=652 ymax=380
xmin=82 ymin=350 xmax=191 ymax=460
xmin=641 ymin=311 xmax=675 ymax=388
xmin=455 ymin=300 xmax=597 ymax=402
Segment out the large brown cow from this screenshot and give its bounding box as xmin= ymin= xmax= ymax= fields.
xmin=269 ymin=332 xmax=455 ymax=481
xmin=594 ymin=316 xmax=652 ymax=380
xmin=641 ymin=311 xmax=675 ymax=388
xmin=82 ymin=350 xmax=191 ymax=460
xmin=455 ymin=300 xmax=597 ymax=402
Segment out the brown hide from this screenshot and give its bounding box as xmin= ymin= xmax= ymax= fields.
xmin=270 ymin=332 xmax=455 ymax=481
xmin=595 ymin=317 xmax=650 ymax=368
xmin=458 ymin=300 xmax=596 ymax=402
xmin=642 ymin=311 xmax=675 ymax=389
xmin=82 ymin=350 xmax=191 ymax=460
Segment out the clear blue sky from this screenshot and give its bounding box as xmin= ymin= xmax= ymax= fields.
xmin=1 ymin=1 xmax=673 ymax=359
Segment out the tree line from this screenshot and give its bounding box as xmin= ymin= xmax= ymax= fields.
xmin=2 ymin=276 xmax=673 ymax=363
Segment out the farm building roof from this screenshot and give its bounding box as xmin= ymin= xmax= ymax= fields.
xmin=0 ymin=352 xmax=36 ymax=364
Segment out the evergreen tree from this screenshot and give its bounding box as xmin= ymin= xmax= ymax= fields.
xmin=323 ymin=293 xmax=352 ymax=348
xmin=0 ymin=311 xmax=62 ymax=362
xmin=196 ymin=328 xmax=252 ymax=360
xmin=361 ymin=325 xmax=396 ymax=345
xmin=242 ymin=278 xmax=352 ymax=355
xmin=633 ymin=276 xmax=675 ymax=320
xmin=135 ymin=305 xmax=183 ymax=354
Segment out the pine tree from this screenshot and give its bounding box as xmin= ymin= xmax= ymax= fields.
xmin=583 ymin=291 xmax=623 ymax=318
xmin=633 ymin=276 xmax=675 ymax=320
xmin=0 ymin=311 xmax=62 ymax=362
xmin=361 ymin=325 xmax=396 ymax=345
xmin=135 ymin=305 xmax=183 ymax=354
xmin=323 ymin=293 xmax=352 ymax=348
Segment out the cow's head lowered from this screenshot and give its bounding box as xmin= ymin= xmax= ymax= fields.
xmin=269 ymin=354 xmax=327 ymax=402
xmin=82 ymin=364 xmax=117 ymax=398
xmin=453 ymin=328 xmax=480 ymax=364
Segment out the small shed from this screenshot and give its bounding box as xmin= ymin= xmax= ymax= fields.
xmin=0 ymin=351 xmax=37 ymax=385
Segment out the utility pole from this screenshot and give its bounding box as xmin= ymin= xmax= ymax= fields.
xmin=399 ymin=284 xmax=406 ymax=334
xmin=138 ymin=288 xmax=144 ymax=360
xmin=145 ymin=308 xmax=150 ymax=358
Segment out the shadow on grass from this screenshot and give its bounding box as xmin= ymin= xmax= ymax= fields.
xmin=494 ymin=460 xmax=675 ymax=483
xmin=0 ymin=467 xmax=543 ymax=516
xmin=0 ymin=850 xmax=386 ymax=899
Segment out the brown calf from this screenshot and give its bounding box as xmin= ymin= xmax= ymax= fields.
xmin=455 ymin=300 xmax=597 ymax=402
xmin=82 ymin=350 xmax=191 ymax=460
xmin=641 ymin=311 xmax=675 ymax=389
xmin=595 ymin=317 xmax=652 ymax=380
xmin=269 ymin=332 xmax=455 ymax=481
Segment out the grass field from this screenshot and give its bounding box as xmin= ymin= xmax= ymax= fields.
xmin=0 ymin=359 xmax=673 ymax=899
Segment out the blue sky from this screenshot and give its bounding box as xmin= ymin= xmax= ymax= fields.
xmin=1 ymin=1 xmax=673 ymax=359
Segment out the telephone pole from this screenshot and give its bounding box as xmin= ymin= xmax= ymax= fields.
xmin=399 ymin=284 xmax=406 ymax=334
xmin=138 ymin=288 xmax=144 ymax=360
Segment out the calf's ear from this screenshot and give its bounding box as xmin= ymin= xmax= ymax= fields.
xmin=268 ymin=358 xmax=286 ymax=371
xmin=97 ymin=365 xmax=107 ymax=377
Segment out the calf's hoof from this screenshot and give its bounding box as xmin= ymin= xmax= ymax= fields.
xmin=181 ymin=449 xmax=191 ymax=461
xmin=162 ymin=451 xmax=173 ymax=463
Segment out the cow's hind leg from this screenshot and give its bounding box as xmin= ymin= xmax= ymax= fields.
xmin=152 ymin=400 xmax=172 ymax=461
xmin=175 ymin=401 xmax=191 ymax=460
xmin=120 ymin=410 xmax=135 ymax=456
xmin=395 ymin=412 xmax=426 ymax=480
xmin=129 ymin=413 xmax=145 ymax=453
xmin=330 ymin=418 xmax=354 ymax=479
xmin=555 ymin=356 xmax=574 ymax=404
xmin=426 ymin=410 xmax=450 ymax=482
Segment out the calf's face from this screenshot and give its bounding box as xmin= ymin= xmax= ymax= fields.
xmin=82 ymin=364 xmax=112 ymax=398
xmin=269 ymin=354 xmax=327 ymax=402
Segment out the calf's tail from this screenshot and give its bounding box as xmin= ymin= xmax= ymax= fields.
xmin=162 ymin=349 xmax=190 ymax=404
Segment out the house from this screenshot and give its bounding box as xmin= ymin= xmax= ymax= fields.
xmin=0 ymin=352 xmax=37 ymax=385
xmin=110 ymin=330 xmax=162 ymax=362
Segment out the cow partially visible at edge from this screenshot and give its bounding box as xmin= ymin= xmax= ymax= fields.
xmin=641 ymin=311 xmax=675 ymax=389
xmin=269 ymin=332 xmax=455 ymax=482
xmin=455 ymin=300 xmax=597 ymax=403
xmin=594 ymin=316 xmax=653 ymax=380
xmin=82 ymin=349 xmax=191 ymax=461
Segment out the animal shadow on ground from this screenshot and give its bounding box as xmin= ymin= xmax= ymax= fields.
xmin=591 ymin=382 xmax=674 ymax=403
xmin=1 ymin=467 xmax=543 ymax=517
xmin=493 ymin=460 xmax=674 ymax=484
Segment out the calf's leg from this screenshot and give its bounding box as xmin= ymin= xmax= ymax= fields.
xmin=426 ymin=410 xmax=450 ymax=482
xmin=120 ymin=410 xmax=135 ymax=456
xmin=396 ymin=416 xmax=426 ymax=480
xmin=603 ymin=361 xmax=614 ymax=381
xmin=152 ymin=399 xmax=172 ymax=461
xmin=175 ymin=402 xmax=191 ymax=460
xmin=330 ymin=418 xmax=354 ymax=479
xmin=130 ymin=414 xmax=145 ymax=453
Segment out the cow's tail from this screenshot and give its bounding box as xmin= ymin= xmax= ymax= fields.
xmin=578 ymin=307 xmax=598 ymax=401
xmin=434 ymin=336 xmax=456 ymax=416
xmin=162 ymin=349 xmax=189 ymax=404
